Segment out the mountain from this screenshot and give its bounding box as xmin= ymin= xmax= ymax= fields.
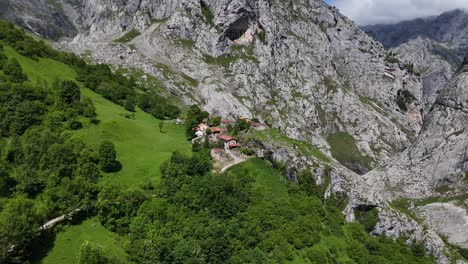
xmin=0 ymin=0 xmax=79 ymax=40
xmin=60 ymin=0 xmax=425 ymax=174
xmin=363 ymin=9 xmax=468 ymax=113
xmin=1 ymin=1 xmax=467 ymax=263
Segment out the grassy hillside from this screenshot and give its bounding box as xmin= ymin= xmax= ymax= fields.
xmin=76 ymin=88 xmax=191 ymax=186
xmin=0 ymin=20 xmax=437 ymax=264
xmin=38 ymin=218 xmax=129 ymax=264
xmin=4 ymin=43 xmax=191 ymax=187
xmin=2 ymin=43 xmax=190 ymax=263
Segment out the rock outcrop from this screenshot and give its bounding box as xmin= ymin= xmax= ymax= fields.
xmin=363 ymin=9 xmax=468 ymax=114
xmin=58 ymin=0 xmax=426 ymax=174
xmin=364 ymin=62 xmax=468 ymax=200
xmin=0 ymin=0 xmax=79 ymax=40
xmin=4 ymin=1 xmax=467 ymax=262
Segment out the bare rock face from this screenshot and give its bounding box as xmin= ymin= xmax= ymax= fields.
xmin=415 ymin=202 xmax=468 ymax=249
xmin=393 ymin=37 xmax=458 ymax=114
xmin=0 ymin=0 xmax=79 ymax=40
xmin=4 ymin=1 xmax=466 ymax=262
xmin=59 ymin=0 xmax=426 ymax=174
xmin=364 ymin=64 xmax=468 ymax=200
xmin=364 ymin=9 xmax=468 ymax=116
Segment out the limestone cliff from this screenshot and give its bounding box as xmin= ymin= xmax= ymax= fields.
xmin=3 ymin=1 xmax=467 ymax=262
xmin=59 ymin=0 xmax=425 ymax=175
xmin=363 ymin=9 xmax=468 ymax=114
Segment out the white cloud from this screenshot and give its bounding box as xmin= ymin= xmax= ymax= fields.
xmin=332 ymin=0 xmax=468 ymax=25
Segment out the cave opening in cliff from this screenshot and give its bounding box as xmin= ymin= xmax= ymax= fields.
xmin=225 ymin=15 xmax=253 ymax=41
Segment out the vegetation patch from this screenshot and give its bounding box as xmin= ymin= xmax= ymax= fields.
xmin=322 ymin=76 xmax=337 ymax=94
xmin=390 ymin=199 xmax=423 ymax=224
xmin=327 ymin=132 xmax=373 ymax=174
xmin=125 ymin=156 xmax=434 ymax=263
xmin=396 ymin=90 xmax=416 ymax=112
xmin=403 ymin=62 xmax=421 ymax=76
xmin=355 ymin=207 xmax=379 ymax=232
xmin=385 ymin=51 xmax=399 ymax=64
xmin=200 ymin=0 xmax=214 ymax=26
xmin=40 ymin=218 xmax=129 ymax=264
xmin=114 ymin=29 xmax=141 ymax=43
xmin=173 ymin=37 xmax=196 ymax=48
xmin=151 ymin=17 xmax=171 ymax=24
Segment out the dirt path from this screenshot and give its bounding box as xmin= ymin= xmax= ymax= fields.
xmin=220 ymin=151 xmax=246 ymax=173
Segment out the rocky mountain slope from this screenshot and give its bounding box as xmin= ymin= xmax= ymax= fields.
xmin=61 ymin=0 xmax=426 ymax=175
xmin=363 ymin=9 xmax=468 ymax=113
xmin=0 ymin=0 xmax=79 ymax=40
xmin=364 ymin=61 xmax=468 ymax=200
xmin=2 ymin=0 xmax=467 ymax=263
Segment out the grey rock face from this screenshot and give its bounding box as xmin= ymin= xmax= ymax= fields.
xmin=0 ymin=0 xmax=79 ymax=40
xmin=416 ymin=202 xmax=468 ymax=249
xmin=364 ymin=67 xmax=468 ymax=200
xmin=363 ymin=10 xmax=467 ymax=115
xmin=363 ymin=9 xmax=468 ymax=58
xmin=60 ymin=0 xmax=425 ymax=173
xmin=4 ymin=1 xmax=466 ymax=262
xmin=393 ymin=37 xmax=458 ymax=114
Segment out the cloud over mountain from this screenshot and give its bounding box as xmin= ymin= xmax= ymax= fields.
xmin=332 ymin=0 xmax=468 ymax=25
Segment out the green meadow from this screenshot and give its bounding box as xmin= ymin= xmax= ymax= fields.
xmin=39 ymin=218 xmax=129 ymax=264
xmin=4 ymin=44 xmax=190 ymax=263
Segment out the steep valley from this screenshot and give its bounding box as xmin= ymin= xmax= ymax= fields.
xmin=0 ymin=0 xmax=467 ymax=263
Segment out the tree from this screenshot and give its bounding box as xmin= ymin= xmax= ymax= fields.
xmin=97 ymin=184 xmax=147 ymax=234
xmin=0 ymin=197 xmax=40 ymax=263
xmin=4 ymin=58 xmax=28 ymax=83
xmin=58 ymin=80 xmax=80 ymax=105
xmin=78 ymin=241 xmax=109 ymax=264
xmin=159 ymin=120 xmax=164 ymax=133
xmin=208 ymin=116 xmax=221 ymax=127
xmin=98 ymin=140 xmax=120 ymax=173
xmin=0 ymin=47 xmax=7 ymax=69
xmin=80 ymin=98 xmax=97 ymax=120
xmin=124 ymin=96 xmax=136 ymax=112
xmin=0 ymin=164 xmax=13 ymax=197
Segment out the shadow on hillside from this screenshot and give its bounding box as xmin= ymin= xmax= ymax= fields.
xmin=30 ymin=231 xmax=56 ymax=264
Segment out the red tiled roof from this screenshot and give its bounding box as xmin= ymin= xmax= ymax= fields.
xmin=221 ymin=119 xmax=235 ymax=124
xmin=217 ymin=134 xmax=234 ymax=141
xmin=210 ymin=127 xmax=221 ymax=133
xmin=213 ymin=148 xmax=223 ymax=153
xmin=228 ymin=143 xmax=241 ymax=148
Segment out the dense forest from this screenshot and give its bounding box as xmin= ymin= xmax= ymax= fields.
xmin=0 ymin=20 xmax=435 ymax=263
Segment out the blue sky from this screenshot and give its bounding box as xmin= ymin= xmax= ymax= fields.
xmin=324 ymin=0 xmax=468 ymax=25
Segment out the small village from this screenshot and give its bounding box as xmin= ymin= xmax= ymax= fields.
xmin=178 ymin=115 xmax=268 ymax=173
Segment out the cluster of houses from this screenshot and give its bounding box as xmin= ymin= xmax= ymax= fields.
xmin=193 ymin=121 xmax=242 ymax=151
xmin=177 ymin=115 xmax=268 ymax=164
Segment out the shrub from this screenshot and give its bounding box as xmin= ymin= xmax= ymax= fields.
xmin=385 ymin=52 xmax=399 ymax=64
xmin=200 ymin=0 xmax=215 ymax=26
xmin=355 ymin=207 xmax=379 ymax=232
xmin=396 ymin=90 xmax=415 ymax=112
xmin=98 ymin=140 xmax=121 ymax=173
xmin=4 ymin=58 xmax=28 ymax=83
xmin=57 ymin=80 xmax=80 ymax=105
xmin=240 ymin=147 xmax=254 ymax=156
